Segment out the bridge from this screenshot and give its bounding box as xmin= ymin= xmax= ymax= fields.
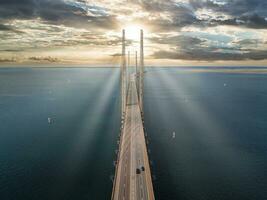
xmin=111 ymin=30 xmax=155 ymax=200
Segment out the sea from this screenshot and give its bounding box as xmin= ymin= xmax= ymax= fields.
xmin=0 ymin=67 xmax=267 ymax=200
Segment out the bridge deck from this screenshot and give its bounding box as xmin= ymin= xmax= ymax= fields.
xmin=112 ymin=74 xmax=154 ymax=200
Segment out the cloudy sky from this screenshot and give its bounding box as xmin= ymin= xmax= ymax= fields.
xmin=0 ymin=0 xmax=267 ymax=66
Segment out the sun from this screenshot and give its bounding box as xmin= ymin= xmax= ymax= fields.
xmin=124 ymin=24 xmax=144 ymax=41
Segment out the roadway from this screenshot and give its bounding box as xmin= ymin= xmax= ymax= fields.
xmin=112 ymin=74 xmax=154 ymax=200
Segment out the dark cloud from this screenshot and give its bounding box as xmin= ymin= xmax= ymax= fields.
xmin=1 ymin=0 xmax=266 ymax=32
xmin=153 ymin=49 xmax=267 ymax=61
xmin=149 ymin=35 xmax=204 ymax=47
xmin=190 ymin=0 xmax=267 ymax=16
xmin=47 ymin=33 xmax=132 ymax=48
xmin=131 ymin=0 xmax=176 ymax=12
xmin=132 ymin=0 xmax=267 ymax=31
xmin=150 ymin=34 xmax=246 ymax=61
xmin=211 ymin=13 xmax=267 ymax=29
xmin=134 ymin=0 xmax=200 ymax=31
xmin=0 ymin=0 xmax=118 ymax=30
xmin=144 ymin=0 xmax=267 ymax=62
xmin=0 ymin=49 xmax=23 ymax=52
xmin=150 ymin=30 xmax=265 ymax=61
xmin=0 ymin=24 xmax=14 ymax=31
xmin=0 ymin=57 xmax=16 ymax=62
xmin=234 ymin=39 xmax=261 ymax=46
xmin=190 ymin=0 xmax=267 ymax=29
xmin=28 ymin=56 xmax=59 ymax=62
xmin=0 ymin=0 xmax=267 ymax=63
xmin=0 ymin=0 xmax=35 ymax=20
xmin=54 ymin=38 xmax=122 ymax=47
xmin=0 ymin=24 xmax=24 ymax=33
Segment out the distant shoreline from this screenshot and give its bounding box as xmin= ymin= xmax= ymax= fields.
xmin=0 ymin=65 xmax=267 ymax=68
xmin=0 ymin=65 xmax=267 ymax=74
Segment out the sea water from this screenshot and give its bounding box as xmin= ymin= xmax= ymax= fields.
xmin=144 ymin=67 xmax=267 ymax=200
xmin=0 ymin=68 xmax=120 ymax=200
xmin=1 ymin=67 xmax=267 ymax=200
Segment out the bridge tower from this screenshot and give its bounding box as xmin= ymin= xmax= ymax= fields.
xmin=121 ymin=29 xmax=126 ymax=119
xmin=127 ymin=51 xmax=130 ymax=93
xmin=139 ymin=29 xmax=144 ymax=113
xmin=135 ymin=51 xmax=138 ymax=75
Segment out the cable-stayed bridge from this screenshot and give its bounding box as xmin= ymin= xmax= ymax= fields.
xmin=111 ymin=30 xmax=155 ymax=200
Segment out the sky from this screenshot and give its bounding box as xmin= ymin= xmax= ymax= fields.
xmin=0 ymin=0 xmax=267 ymax=66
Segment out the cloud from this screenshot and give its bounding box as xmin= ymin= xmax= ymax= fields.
xmin=130 ymin=0 xmax=200 ymax=31
xmin=191 ymin=0 xmax=267 ymax=29
xmin=1 ymin=0 xmax=267 ymax=31
xmin=0 ymin=0 xmax=118 ymax=30
xmin=153 ymin=49 xmax=267 ymax=61
xmin=0 ymin=0 xmax=267 ymax=64
xmin=28 ymin=56 xmax=59 ymax=62
xmin=0 ymin=24 xmax=14 ymax=31
xmin=0 ymin=49 xmax=23 ymax=52
xmin=149 ymin=35 xmax=204 ymax=47
xmin=236 ymin=39 xmax=260 ymax=45
xmin=190 ymin=0 xmax=267 ymax=16
xmin=0 ymin=24 xmax=24 ymax=33
xmin=0 ymin=57 xmax=16 ymax=62
xmin=210 ymin=13 xmax=267 ymax=29
xmin=110 ymin=53 xmax=122 ymax=57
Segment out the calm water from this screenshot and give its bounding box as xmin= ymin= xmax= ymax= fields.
xmin=0 ymin=68 xmax=120 ymax=200
xmin=144 ymin=68 xmax=267 ymax=200
xmin=0 ymin=67 xmax=267 ymax=200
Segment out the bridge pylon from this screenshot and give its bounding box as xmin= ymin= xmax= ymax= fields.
xmin=121 ymin=29 xmax=127 ymax=119
xmin=139 ymin=29 xmax=144 ymax=114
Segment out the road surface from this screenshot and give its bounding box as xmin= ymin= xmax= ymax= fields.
xmin=112 ymin=74 xmax=154 ymax=200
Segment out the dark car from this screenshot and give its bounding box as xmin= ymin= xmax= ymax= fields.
xmin=136 ymin=168 xmax=141 ymax=174
xmin=141 ymin=166 xmax=145 ymax=171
